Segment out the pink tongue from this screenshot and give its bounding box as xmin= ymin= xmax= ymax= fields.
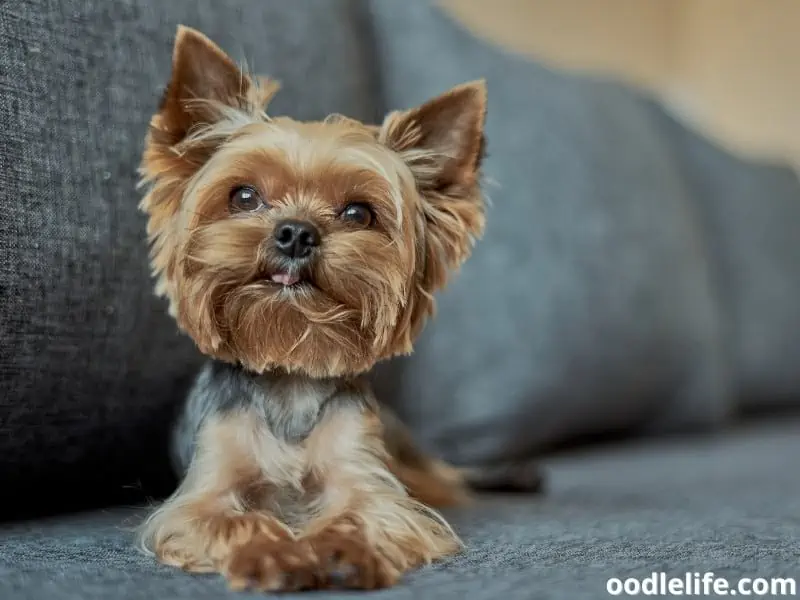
xmin=271 ymin=272 xmax=300 ymax=286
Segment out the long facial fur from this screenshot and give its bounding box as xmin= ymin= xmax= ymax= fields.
xmin=139 ymin=26 xmax=488 ymax=379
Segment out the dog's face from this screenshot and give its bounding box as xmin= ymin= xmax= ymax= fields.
xmin=140 ymin=27 xmax=487 ymax=378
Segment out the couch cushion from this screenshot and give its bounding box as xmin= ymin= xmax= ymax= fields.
xmin=368 ymin=1 xmax=731 ymax=466
xmin=368 ymin=1 xmax=800 ymax=467
xmin=659 ymin=110 xmax=800 ymax=412
xmin=1 ymin=417 xmax=798 ymax=599
xmin=0 ymin=0 xmax=379 ymax=518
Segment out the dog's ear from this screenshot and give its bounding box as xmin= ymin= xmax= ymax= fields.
xmin=379 ymin=80 xmax=487 ymax=194
xmin=380 ymin=82 xmax=488 ymax=343
xmin=140 ymin=27 xmax=278 ymax=217
xmin=139 ymin=27 xmax=274 ymax=290
xmin=155 ymin=26 xmax=252 ymax=150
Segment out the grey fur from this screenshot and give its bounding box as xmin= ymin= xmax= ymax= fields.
xmin=170 ymin=360 xmax=374 ymax=477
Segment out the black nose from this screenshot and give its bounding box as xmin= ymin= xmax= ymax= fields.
xmin=273 ymin=219 xmax=320 ymax=259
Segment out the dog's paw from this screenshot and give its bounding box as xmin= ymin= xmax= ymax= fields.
xmin=224 ymin=538 xmax=319 ymax=592
xmin=223 ymin=533 xmax=398 ymax=591
xmin=310 ymin=531 xmax=399 ymax=589
xmin=203 ymin=512 xmax=293 ymax=566
xmin=156 ymin=539 xmax=216 ymax=573
xmin=152 ymin=512 xmax=294 ymax=575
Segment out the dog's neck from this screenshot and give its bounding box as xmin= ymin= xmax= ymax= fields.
xmin=196 ymin=360 xmax=373 ymax=440
xmin=171 ymin=359 xmax=376 ymax=476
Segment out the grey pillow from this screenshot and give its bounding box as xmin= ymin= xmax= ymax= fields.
xmin=0 ymin=0 xmax=378 ymax=516
xmin=661 ymin=115 xmax=800 ymax=413
xmin=369 ymin=1 xmax=800 ymax=467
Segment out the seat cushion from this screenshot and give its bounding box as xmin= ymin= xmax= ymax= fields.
xmin=1 ymin=417 xmax=797 ymax=599
xmin=369 ymin=0 xmax=730 ymax=465
xmin=368 ymin=1 xmax=800 ymax=467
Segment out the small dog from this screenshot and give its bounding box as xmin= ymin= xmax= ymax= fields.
xmin=136 ymin=25 xmax=496 ymax=591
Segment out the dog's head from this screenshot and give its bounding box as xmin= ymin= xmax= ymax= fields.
xmin=140 ymin=26 xmax=487 ymax=378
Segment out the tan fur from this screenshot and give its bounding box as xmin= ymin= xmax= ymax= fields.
xmin=136 ymin=413 xmax=295 ymax=573
xmin=137 ymin=25 xmax=486 ymax=591
xmin=139 ymin=407 xmax=460 ymax=590
xmin=139 ymin=27 xmax=486 ymax=379
xmin=388 ymin=457 xmax=471 ymax=508
xmin=381 ymin=406 xmax=472 ymax=507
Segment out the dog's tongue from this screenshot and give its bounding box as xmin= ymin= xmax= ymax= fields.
xmin=271 ymin=272 xmax=300 ymax=286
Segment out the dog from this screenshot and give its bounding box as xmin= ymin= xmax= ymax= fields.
xmin=135 ymin=25 xmax=513 ymax=591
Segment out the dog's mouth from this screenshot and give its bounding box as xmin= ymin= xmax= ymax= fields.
xmin=266 ymin=268 xmax=318 ymax=291
xmin=257 ymin=257 xmax=321 ymax=292
xmin=270 ymin=271 xmax=302 ymax=286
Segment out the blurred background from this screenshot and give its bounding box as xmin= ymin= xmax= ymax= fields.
xmin=0 ymin=1 xmax=798 ymax=597
xmin=441 ymin=0 xmax=800 ymax=169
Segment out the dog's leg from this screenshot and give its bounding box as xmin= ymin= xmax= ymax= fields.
xmin=381 ymin=405 xmax=546 ymax=504
xmin=136 ymin=412 xmax=315 ymax=587
xmin=281 ymin=405 xmax=461 ymax=589
xmin=380 ymin=406 xmax=472 ymax=507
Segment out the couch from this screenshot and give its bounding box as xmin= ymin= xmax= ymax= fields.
xmin=2 ymin=1 xmax=798 ymax=598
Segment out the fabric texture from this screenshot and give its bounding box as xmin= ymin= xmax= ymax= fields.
xmin=659 ymin=112 xmax=800 ymax=413
xmin=1 ymin=416 xmax=798 ymax=599
xmin=368 ymin=1 xmax=800 ymax=465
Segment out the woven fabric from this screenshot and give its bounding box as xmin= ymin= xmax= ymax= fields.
xmin=1 ymin=417 xmax=798 ymax=599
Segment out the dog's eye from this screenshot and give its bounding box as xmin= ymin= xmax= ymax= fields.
xmin=340 ymin=203 xmax=373 ymax=227
xmin=229 ymin=186 xmax=262 ymax=212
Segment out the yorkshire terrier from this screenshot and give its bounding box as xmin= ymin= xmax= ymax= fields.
xmin=136 ymin=26 xmax=536 ymax=592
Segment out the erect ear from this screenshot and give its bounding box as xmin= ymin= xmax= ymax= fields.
xmin=155 ymin=26 xmax=254 ymax=149
xmin=139 ymin=27 xmax=279 ymax=272
xmin=380 ymin=82 xmax=489 ymax=345
xmin=379 ymin=80 xmax=487 ymax=193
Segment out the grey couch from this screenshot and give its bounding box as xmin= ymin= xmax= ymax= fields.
xmin=2 ymin=1 xmax=799 ymax=598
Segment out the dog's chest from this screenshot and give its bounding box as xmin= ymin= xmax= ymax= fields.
xmin=180 ymin=362 xmax=370 ymax=530
xmin=248 ymin=375 xmax=341 ymax=527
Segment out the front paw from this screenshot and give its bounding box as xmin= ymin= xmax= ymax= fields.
xmin=224 ymin=538 xmax=319 ymax=592
xmin=310 ymin=531 xmax=399 ymax=589
xmin=224 ymin=534 xmax=398 ymax=591
xmin=150 ymin=512 xmax=292 ymax=574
